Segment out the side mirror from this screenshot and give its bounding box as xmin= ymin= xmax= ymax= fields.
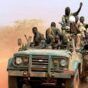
xmin=18 ymin=38 xmax=22 ymax=46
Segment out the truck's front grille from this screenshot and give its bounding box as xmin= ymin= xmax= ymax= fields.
xmin=32 ymin=56 xmax=48 ymax=72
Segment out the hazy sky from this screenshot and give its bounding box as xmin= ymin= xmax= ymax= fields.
xmin=0 ymin=0 xmax=88 ymax=25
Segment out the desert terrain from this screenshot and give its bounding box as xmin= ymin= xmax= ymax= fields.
xmin=0 ymin=19 xmax=88 ymax=88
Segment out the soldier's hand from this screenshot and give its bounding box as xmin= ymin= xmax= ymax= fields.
xmin=80 ymin=2 xmax=83 ymax=7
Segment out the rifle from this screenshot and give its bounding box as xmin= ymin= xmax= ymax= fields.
xmin=24 ymin=34 xmax=32 ymax=48
xmin=24 ymin=34 xmax=28 ymax=42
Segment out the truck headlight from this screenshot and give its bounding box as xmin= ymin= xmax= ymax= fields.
xmin=60 ymin=59 xmax=67 ymax=67
xmin=16 ymin=57 xmax=22 ymax=65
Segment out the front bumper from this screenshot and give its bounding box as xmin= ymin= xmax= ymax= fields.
xmin=8 ymin=70 xmax=74 ymax=79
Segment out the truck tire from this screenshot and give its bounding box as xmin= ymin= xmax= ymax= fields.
xmin=65 ymin=70 xmax=80 ymax=88
xmin=8 ymin=76 xmax=18 ymax=88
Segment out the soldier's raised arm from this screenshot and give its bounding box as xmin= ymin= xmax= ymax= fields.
xmin=72 ymin=2 xmax=83 ymax=16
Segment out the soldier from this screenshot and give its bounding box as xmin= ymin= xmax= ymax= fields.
xmin=70 ymin=16 xmax=81 ymax=49
xmin=46 ymin=22 xmax=63 ymax=45
xmin=79 ymin=16 xmax=86 ymax=27
xmin=70 ymin=16 xmax=80 ymax=35
xmin=32 ymin=27 xmax=44 ymax=47
xmin=78 ymin=16 xmax=86 ymax=37
xmin=61 ymin=2 xmax=83 ymax=33
xmin=61 ymin=2 xmax=83 ymax=49
xmin=52 ymin=35 xmax=61 ymax=49
xmin=79 ymin=16 xmax=88 ymax=45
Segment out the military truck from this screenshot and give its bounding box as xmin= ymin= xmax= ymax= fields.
xmin=7 ymin=16 xmax=83 ymax=88
xmin=7 ymin=46 xmax=83 ymax=88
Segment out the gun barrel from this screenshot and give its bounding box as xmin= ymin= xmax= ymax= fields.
xmin=24 ymin=34 xmax=28 ymax=42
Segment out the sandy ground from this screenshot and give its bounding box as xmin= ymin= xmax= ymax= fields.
xmin=0 ymin=20 xmax=88 ymax=88
xmin=0 ymin=58 xmax=8 ymax=88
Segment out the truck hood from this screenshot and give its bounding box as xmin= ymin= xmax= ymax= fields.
xmin=14 ymin=49 xmax=71 ymax=58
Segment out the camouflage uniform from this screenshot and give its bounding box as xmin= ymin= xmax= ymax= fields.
xmin=62 ymin=15 xmax=70 ymax=32
xmin=46 ymin=27 xmax=62 ymax=44
xmin=85 ymin=30 xmax=88 ymax=44
xmin=78 ymin=22 xmax=86 ymax=37
xmin=62 ymin=15 xmax=82 ymax=49
xmin=61 ymin=13 xmax=82 ymax=48
xmin=77 ymin=22 xmax=87 ymax=46
xmin=46 ymin=27 xmax=55 ymax=44
xmin=52 ymin=36 xmax=61 ymax=49
xmin=61 ymin=15 xmax=71 ymax=44
xmin=33 ymin=32 xmax=43 ymax=46
xmin=61 ymin=2 xmax=83 ymax=40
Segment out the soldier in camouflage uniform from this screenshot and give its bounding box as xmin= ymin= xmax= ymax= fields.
xmin=78 ymin=16 xmax=88 ymax=45
xmin=52 ymin=35 xmax=61 ymax=49
xmin=32 ymin=27 xmax=44 ymax=47
xmin=79 ymin=16 xmax=86 ymax=37
xmin=61 ymin=2 xmax=83 ymax=49
xmin=62 ymin=2 xmax=83 ymax=31
xmin=46 ymin=22 xmax=63 ymax=48
xmin=61 ymin=2 xmax=83 ymax=35
xmin=70 ymin=17 xmax=82 ymax=49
